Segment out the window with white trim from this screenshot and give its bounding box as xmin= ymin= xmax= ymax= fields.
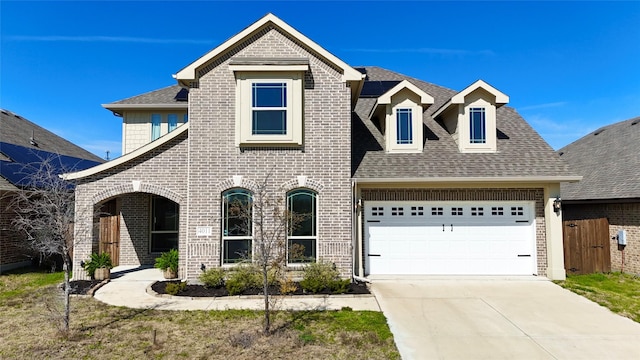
xmin=222 ymin=189 xmax=252 ymax=264
xmin=168 ymin=114 xmax=178 ymax=132
xmin=469 ymin=107 xmax=486 ymax=144
xmin=150 ymin=196 xmax=179 ymax=253
xmin=396 ymin=108 xmax=413 ymax=144
xmin=151 ymin=114 xmax=161 ymax=140
xmin=287 ymin=189 xmax=316 ymax=264
xmin=234 ymin=71 xmax=304 ymax=146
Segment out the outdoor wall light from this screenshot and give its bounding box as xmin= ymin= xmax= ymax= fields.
xmin=200 ymin=263 xmax=206 ymax=272
xmin=553 ymin=197 xmax=562 ymax=213
xmin=80 ymin=261 xmax=85 ymax=268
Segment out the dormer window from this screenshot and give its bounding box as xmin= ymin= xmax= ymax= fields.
xmin=433 ymin=80 xmax=509 ymax=153
xmin=396 ymin=108 xmax=413 ymax=145
xmin=369 ymin=80 xmax=434 ymax=153
xmin=469 ymin=107 xmax=486 ymax=144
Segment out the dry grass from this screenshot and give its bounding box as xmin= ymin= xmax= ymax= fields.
xmin=0 ymin=271 xmax=399 ymax=359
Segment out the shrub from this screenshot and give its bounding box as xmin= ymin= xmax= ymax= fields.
xmin=82 ymin=252 xmax=113 ymax=278
xmin=199 ymin=267 xmax=226 ymax=288
xmin=154 ymin=249 xmax=178 ymax=273
xmin=165 ymin=281 xmax=186 ymax=295
xmin=279 ymin=275 xmax=298 ymax=295
xmin=300 ymin=260 xmax=350 ymax=294
xmin=225 ymin=263 xmax=262 ymax=295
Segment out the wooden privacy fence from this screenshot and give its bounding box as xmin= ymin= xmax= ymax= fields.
xmin=563 ymin=217 xmax=611 ymax=274
xmin=99 ymin=215 xmax=120 ymax=266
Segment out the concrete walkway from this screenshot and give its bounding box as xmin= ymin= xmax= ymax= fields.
xmin=371 ymin=277 xmax=640 ymax=360
xmin=93 ymin=266 xmax=380 ymax=311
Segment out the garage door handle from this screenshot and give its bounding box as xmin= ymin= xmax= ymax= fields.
xmin=517 ymin=254 xmax=531 ymax=257
xmin=368 ymin=254 xmax=381 ymax=257
xmin=442 ymin=224 xmax=445 ymax=232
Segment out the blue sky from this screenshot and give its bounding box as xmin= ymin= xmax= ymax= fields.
xmin=2 ymin=1 xmax=639 ymax=159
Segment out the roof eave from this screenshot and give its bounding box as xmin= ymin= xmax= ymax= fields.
xmin=174 ymin=13 xmax=363 ymax=84
xmin=63 ymin=123 xmax=189 ymax=180
xmin=353 ymin=176 xmax=583 ymax=183
xmin=102 ymin=103 xmax=188 ymax=111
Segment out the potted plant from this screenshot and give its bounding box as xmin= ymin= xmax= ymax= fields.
xmin=83 ymin=252 xmax=113 ymax=280
xmin=155 ymin=249 xmax=179 ymax=279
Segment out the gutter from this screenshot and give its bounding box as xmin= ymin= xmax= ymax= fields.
xmin=353 ymin=176 xmax=583 ymax=183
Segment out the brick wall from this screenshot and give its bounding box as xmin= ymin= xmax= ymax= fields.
xmin=564 ymin=202 xmax=640 ymax=275
xmin=0 ymin=192 xmax=33 ymax=269
xmin=360 ymin=188 xmax=548 ymax=276
xmin=72 ymin=134 xmax=188 ymax=280
xmin=186 ymin=27 xmax=353 ymax=279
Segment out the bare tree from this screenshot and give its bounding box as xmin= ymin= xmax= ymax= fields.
xmin=227 ymin=173 xmax=307 ymax=335
xmin=7 ymin=155 xmax=86 ymax=335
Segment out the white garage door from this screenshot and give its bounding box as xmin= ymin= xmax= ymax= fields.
xmin=364 ymin=201 xmax=537 ymax=276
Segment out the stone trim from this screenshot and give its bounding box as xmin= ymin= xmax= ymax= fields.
xmin=91 ymin=182 xmax=185 ymax=205
xmin=280 ymin=176 xmax=325 ymax=193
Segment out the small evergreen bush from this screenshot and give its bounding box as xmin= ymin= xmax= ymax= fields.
xmin=165 ymin=281 xmax=186 ymax=295
xmin=300 ymin=260 xmax=350 ymax=293
xmin=225 ymin=263 xmax=262 ymax=295
xmin=199 ymin=267 xmax=226 ymax=288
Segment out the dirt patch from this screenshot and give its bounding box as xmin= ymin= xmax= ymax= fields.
xmin=151 ymin=280 xmax=370 ymax=297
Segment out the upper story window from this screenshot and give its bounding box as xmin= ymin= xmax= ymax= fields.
xmin=396 ymin=108 xmax=413 ymax=145
xmin=151 ymin=114 xmax=161 ymax=140
xmin=469 ymin=107 xmax=486 ymax=144
xmin=168 ymin=114 xmax=178 ymax=132
xmin=230 ymin=59 xmax=308 ymax=147
xmin=252 ymin=82 xmax=287 ymax=135
xmin=222 ymin=189 xmax=253 ymax=264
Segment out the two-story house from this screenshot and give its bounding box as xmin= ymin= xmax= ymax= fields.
xmin=68 ymin=14 xmax=579 ymax=281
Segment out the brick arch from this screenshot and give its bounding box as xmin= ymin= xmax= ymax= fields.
xmin=91 ymin=182 xmax=185 ymax=206
xmin=280 ymin=176 xmax=324 ymax=194
xmin=215 ymin=177 xmax=259 ymax=194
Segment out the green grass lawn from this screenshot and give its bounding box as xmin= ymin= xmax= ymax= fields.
xmin=0 ymin=269 xmax=399 ymax=359
xmin=556 ymin=272 xmax=640 ymax=323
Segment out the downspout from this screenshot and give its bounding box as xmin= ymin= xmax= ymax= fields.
xmin=351 ymin=179 xmax=371 ymax=283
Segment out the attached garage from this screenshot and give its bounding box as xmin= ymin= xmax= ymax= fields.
xmin=364 ymin=201 xmax=537 ymax=276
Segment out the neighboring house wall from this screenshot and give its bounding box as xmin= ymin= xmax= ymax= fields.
xmin=185 ymin=27 xmax=353 ymax=280
xmin=122 ymin=111 xmax=187 ymax=154
xmin=0 ymin=192 xmax=33 ymax=272
xmin=564 ymin=202 xmax=640 ymax=275
xmin=72 ymin=133 xmax=188 ymax=280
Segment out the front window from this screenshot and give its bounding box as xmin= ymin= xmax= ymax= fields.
xmin=469 ymin=107 xmax=486 ymax=144
xmin=252 ymin=82 xmax=287 ymax=135
xmin=151 ymin=114 xmax=161 ymax=140
xmin=287 ymin=189 xmax=317 ymax=263
xmin=396 ymin=108 xmax=413 ymax=144
xmin=222 ymin=189 xmax=252 ymax=264
xmin=151 ymin=196 xmax=179 ymax=253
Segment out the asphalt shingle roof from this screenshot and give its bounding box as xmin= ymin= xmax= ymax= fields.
xmin=559 ymin=116 xmax=640 ymax=200
xmin=0 ymin=109 xmax=104 ymax=188
xmin=108 ymin=85 xmax=187 ymax=105
xmin=352 ymin=67 xmax=576 ymax=179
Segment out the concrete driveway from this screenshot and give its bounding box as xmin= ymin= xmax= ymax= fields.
xmin=371 ymin=277 xmax=640 ymax=360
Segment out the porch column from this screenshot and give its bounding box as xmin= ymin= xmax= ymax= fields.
xmin=544 ymin=183 xmax=566 ymax=280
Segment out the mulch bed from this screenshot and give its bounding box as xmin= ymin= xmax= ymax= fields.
xmin=65 ymin=280 xmax=104 ymax=295
xmin=151 ymin=280 xmax=370 ymax=297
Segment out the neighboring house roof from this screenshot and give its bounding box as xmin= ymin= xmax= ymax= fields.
xmin=103 ymin=85 xmax=188 ymax=113
xmin=0 ymin=109 xmax=104 ymax=188
xmin=352 ymin=67 xmax=579 ymax=182
xmin=559 ymin=116 xmax=640 ymax=201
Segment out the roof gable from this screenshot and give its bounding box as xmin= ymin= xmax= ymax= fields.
xmin=377 ymin=80 xmax=434 ymax=105
xmin=174 ymin=13 xmax=363 ymax=84
xmin=433 ymin=80 xmax=509 ymax=119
